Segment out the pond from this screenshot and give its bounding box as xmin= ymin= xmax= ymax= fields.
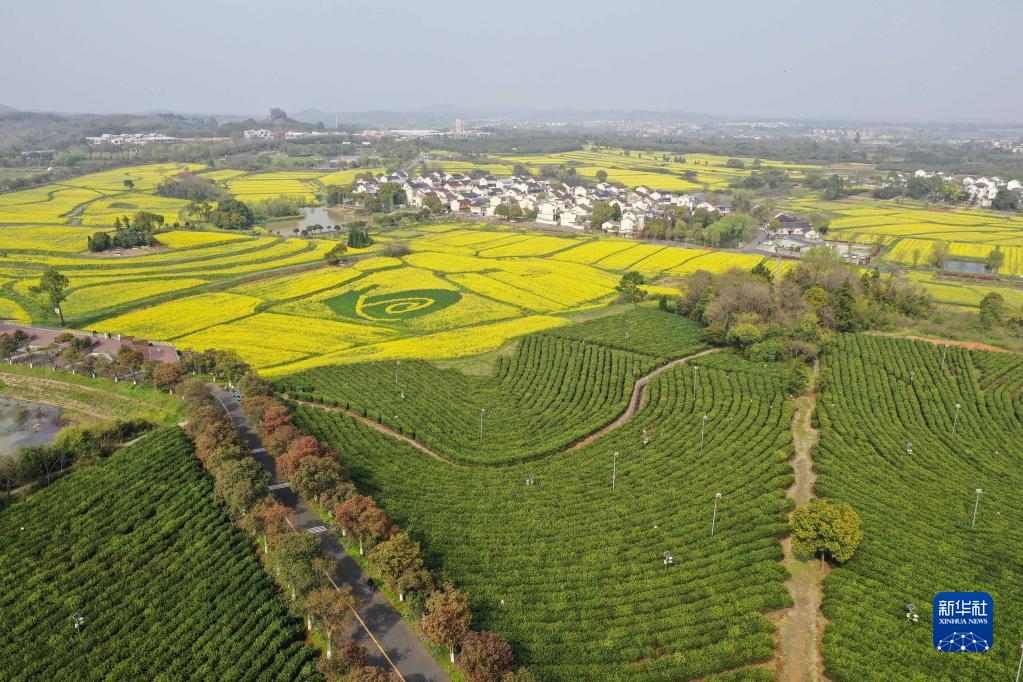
xmin=0 ymin=397 xmax=65 ymax=457
xmin=941 ymin=258 xmax=988 ymax=274
xmin=268 ymin=206 xmax=346 ymax=236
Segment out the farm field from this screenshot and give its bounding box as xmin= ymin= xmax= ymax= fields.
xmin=0 ymin=427 xmax=318 ymax=681
xmin=294 ymin=331 xmax=794 ymax=680
xmin=495 ymin=148 xmax=824 ymax=191
xmin=784 ymin=195 xmax=1023 ymax=276
xmin=423 ymin=147 xmax=833 ymax=192
xmin=279 ymin=309 xmax=707 ymax=464
xmin=0 ymin=213 xmax=799 ymax=372
xmin=814 ymin=334 xmax=1023 ymax=681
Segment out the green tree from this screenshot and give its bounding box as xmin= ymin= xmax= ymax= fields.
xmin=750 ymin=259 xmax=774 ymax=283
xmin=595 ymin=169 xmax=608 ymax=183
xmin=809 ymin=212 xmax=831 ymax=235
xmin=615 ymin=271 xmax=647 ymax=305
xmin=368 ymin=532 xmax=431 ymax=602
xmin=212 ymin=199 xmax=255 ymax=229
xmin=830 ymin=280 xmax=858 ymax=331
xmin=268 ymin=531 xmax=321 ymax=600
xmin=791 ymin=498 xmax=863 ymax=568
xmin=324 ymin=242 xmax=348 ymax=266
xmin=123 ymin=179 xmax=134 ymax=190
xmin=29 ymin=268 xmax=70 ymax=326
xmin=985 ymin=246 xmax=1005 ymax=273
xmin=423 ymin=195 xmax=444 ymax=213
xmin=991 ymin=189 xmax=1020 ymax=212
xmin=291 ymin=456 xmax=343 ymax=503
xmin=929 ymin=240 xmax=950 ymax=269
xmin=212 ymin=458 xmax=271 ymax=520
xmin=589 ymin=201 xmax=621 ymax=229
xmin=347 ymin=223 xmax=373 ymax=248
xmin=494 ymin=203 xmax=524 ymax=220
xmin=979 ymin=292 xmax=1005 ymax=328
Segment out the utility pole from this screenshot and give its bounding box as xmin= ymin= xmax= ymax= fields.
xmin=940 ymin=344 xmax=950 ymax=373
xmin=612 ymin=451 xmax=619 ymax=490
xmin=952 ymin=403 xmax=961 ymax=437
xmin=972 ymin=488 xmax=982 ymax=529
xmin=711 ymin=492 xmax=722 ymax=535
xmin=700 ymin=414 xmax=708 ymax=453
xmin=479 ymin=408 xmax=485 ymax=439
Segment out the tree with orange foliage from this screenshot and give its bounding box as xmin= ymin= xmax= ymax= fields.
xmin=260 ymin=405 xmax=294 ymax=432
xmin=335 ymin=495 xmax=395 ymax=555
xmin=264 ymin=423 xmax=302 ymax=457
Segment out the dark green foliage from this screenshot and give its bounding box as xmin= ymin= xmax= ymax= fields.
xmin=211 ymin=198 xmax=255 ymax=229
xmin=155 ymin=173 xmax=226 ymax=202
xmin=346 ymin=222 xmax=373 ymax=248
xmin=0 ymin=427 xmax=318 ymax=681
xmin=87 ymin=212 xmax=162 ymax=252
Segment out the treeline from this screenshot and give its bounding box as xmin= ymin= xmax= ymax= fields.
xmin=229 ymin=370 xmax=533 ymax=682
xmin=181 ymin=378 xmax=389 ymax=681
xmin=661 ymin=248 xmax=934 ymax=392
xmin=0 ymin=417 xmax=153 ymax=505
xmin=86 ymin=211 xmax=165 ymax=251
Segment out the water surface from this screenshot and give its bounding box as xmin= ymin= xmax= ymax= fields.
xmin=0 ymin=397 xmax=64 ymax=457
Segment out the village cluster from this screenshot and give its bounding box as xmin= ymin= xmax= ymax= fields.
xmin=897 ymin=168 xmax=1023 ymax=207
xmin=352 ymin=170 xmax=732 ymax=237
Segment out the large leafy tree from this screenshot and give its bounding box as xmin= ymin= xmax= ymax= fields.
xmin=268 ymin=531 xmax=321 ymax=600
xmin=291 ymin=455 xmax=343 ymax=502
xmin=615 ymin=271 xmax=647 ymax=305
xmin=458 ymin=631 xmax=515 ymax=682
xmin=420 ymin=582 xmax=472 ymax=663
xmin=304 ymin=586 xmax=359 ymax=659
xmin=29 ymin=268 xmax=70 ymax=325
xmin=368 ymin=532 xmax=431 ymax=602
xmin=335 ymin=494 xmax=393 ymax=555
xmin=791 ymin=498 xmax=863 ymax=568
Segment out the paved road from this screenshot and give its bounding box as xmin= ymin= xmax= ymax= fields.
xmin=208 ymin=385 xmax=449 ymax=682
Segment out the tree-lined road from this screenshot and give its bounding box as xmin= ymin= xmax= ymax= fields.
xmin=208 ymin=385 xmax=448 ymax=682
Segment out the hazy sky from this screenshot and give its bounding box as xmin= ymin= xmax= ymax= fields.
xmin=2 ymin=0 xmax=1020 ymax=122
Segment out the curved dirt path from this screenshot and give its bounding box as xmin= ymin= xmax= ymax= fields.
xmin=289 ymin=398 xmax=465 ymax=468
xmin=289 ymin=347 xmax=720 ymax=467
xmin=570 ymin=347 xmax=720 ymax=450
xmin=868 ymin=331 xmax=1007 ymax=353
xmin=775 ymin=360 xmax=831 ymax=682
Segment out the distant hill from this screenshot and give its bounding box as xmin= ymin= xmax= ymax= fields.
xmin=0 ymin=104 xmax=18 ymax=113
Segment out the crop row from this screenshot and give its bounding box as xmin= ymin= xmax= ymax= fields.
xmin=293 ymin=352 xmax=794 ymax=680
xmin=0 ymin=427 xmax=317 ymax=681
xmin=814 ymin=334 xmax=1023 ymax=681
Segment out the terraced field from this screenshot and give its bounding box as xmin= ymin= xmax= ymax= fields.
xmin=0 ymin=427 xmax=318 ymax=681
xmin=814 ymin=335 xmax=1023 ymax=681
xmin=495 ymin=148 xmax=823 ymax=191
xmin=279 ymin=310 xmax=707 ymax=464
xmin=294 ymin=342 xmax=793 ymax=680
xmin=785 ymin=195 xmax=1023 ymax=277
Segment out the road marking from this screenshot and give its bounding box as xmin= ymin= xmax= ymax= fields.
xmin=306 ymin=525 xmax=328 ymax=534
xmin=284 ymin=517 xmax=406 ymax=681
xmin=268 ymin=482 xmax=291 ymax=491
